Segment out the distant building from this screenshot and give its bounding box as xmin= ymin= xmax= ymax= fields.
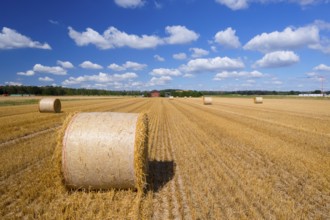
xmin=150 ymin=90 xmax=160 ymax=97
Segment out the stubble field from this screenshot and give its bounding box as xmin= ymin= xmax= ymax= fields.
xmin=0 ymin=96 xmax=329 ymax=219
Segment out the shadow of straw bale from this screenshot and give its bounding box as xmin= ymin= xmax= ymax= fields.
xmin=147 ymin=160 xmax=175 ymax=192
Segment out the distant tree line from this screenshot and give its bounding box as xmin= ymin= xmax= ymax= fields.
xmin=0 ymin=85 xmax=328 ymax=97
xmin=0 ymin=85 xmax=143 ymax=96
xmin=201 ymin=90 xmax=329 ymax=96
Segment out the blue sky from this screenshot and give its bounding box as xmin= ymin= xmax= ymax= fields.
xmin=0 ymin=0 xmax=330 ymax=91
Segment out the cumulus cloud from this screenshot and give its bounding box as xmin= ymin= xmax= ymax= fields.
xmin=114 ymin=0 xmax=145 ymax=8
xmin=154 ymin=54 xmax=165 ymax=62
xmin=173 ymin=52 xmax=187 ymax=60
xmin=244 ymin=26 xmax=319 ymax=53
xmin=164 ymin=25 xmax=199 ymax=45
xmin=148 ymin=76 xmax=172 ymax=86
xmin=33 ymin=64 xmax=67 ymax=75
xmin=215 ymin=0 xmax=248 ymax=10
xmin=39 ymin=76 xmax=54 ymax=82
xmin=108 ymin=61 xmax=146 ymax=71
xmin=313 ymin=64 xmax=330 ymax=71
xmin=5 ymin=81 xmax=22 ymax=86
xmin=183 ymin=73 xmax=194 ymax=78
xmin=68 ymin=25 xmax=198 ymax=50
xmin=215 ymin=0 xmax=328 ymax=10
xmin=190 ymin=48 xmax=209 ymax=58
xmin=57 ymin=60 xmax=74 ymax=69
xmin=17 ymin=70 xmax=35 ymax=76
xmin=150 ymin=68 xmax=181 ymax=76
xmin=0 ymin=27 xmax=51 ymax=50
xmin=214 ymin=27 xmax=241 ymax=48
xmin=62 ymin=72 xmax=138 ymax=85
xmin=180 ymin=56 xmax=245 ymax=74
xmin=79 ymin=61 xmax=103 ymax=69
xmin=253 ymin=51 xmax=300 ymax=68
xmin=213 ymin=70 xmax=264 ymax=80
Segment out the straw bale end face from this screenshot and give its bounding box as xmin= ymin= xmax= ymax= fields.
xmin=39 ymin=98 xmax=61 ymax=113
xmin=60 ymin=112 xmax=148 ymax=191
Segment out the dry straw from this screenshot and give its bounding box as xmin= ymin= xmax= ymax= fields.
xmin=169 ymin=96 xmax=174 ymax=100
xmin=203 ymin=96 xmax=212 ymax=105
xmin=39 ymin=98 xmax=61 ymax=113
xmin=254 ymin=97 xmax=263 ymax=104
xmin=56 ymin=112 xmax=148 ymax=192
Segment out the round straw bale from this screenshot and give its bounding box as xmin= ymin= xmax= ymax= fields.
xmin=254 ymin=97 xmax=263 ymax=104
xmin=39 ymin=98 xmax=61 ymax=113
xmin=203 ymin=96 xmax=212 ymax=105
xmin=60 ymin=112 xmax=148 ymax=191
xmin=169 ymin=96 xmax=174 ymax=100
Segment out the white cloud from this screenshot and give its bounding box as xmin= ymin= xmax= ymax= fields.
xmin=108 ymin=61 xmax=146 ymax=71
xmin=183 ymin=73 xmax=194 ymax=78
xmin=123 ymin=61 xmax=147 ymax=70
xmin=173 ymin=52 xmax=187 ymax=60
xmin=154 ymin=54 xmax=165 ymax=62
xmin=164 ymin=25 xmax=199 ymax=44
xmin=69 ymin=26 xmax=158 ymax=49
xmin=253 ymin=51 xmax=300 ymax=68
xmin=213 ymin=70 xmax=264 ymax=80
xmin=5 ymin=81 xmax=22 ymax=86
xmin=0 ymin=27 xmax=51 ymax=50
xmin=148 ymin=76 xmax=172 ymax=86
xmin=107 ymin=63 xmax=125 ymax=71
xmin=17 ymin=70 xmax=35 ymax=76
xmin=33 ymin=64 xmax=67 ymax=75
xmin=309 ymin=38 xmax=330 ymax=54
xmin=49 ymin=20 xmax=59 ymax=25
xmin=215 ymin=0 xmax=328 ymax=10
xmin=244 ymin=26 xmax=319 ymax=53
xmin=69 ymin=25 xmax=199 ymax=49
xmin=39 ymin=76 xmax=54 ymax=82
xmin=62 ymin=72 xmax=138 ymax=85
xmin=68 ymin=25 xmax=199 ymax=50
xmin=313 ymin=64 xmax=330 ymax=71
xmin=180 ymin=56 xmax=245 ymax=73
xmin=114 ymin=0 xmax=145 ymax=8
xmin=79 ymin=61 xmax=103 ymax=69
xmin=190 ymin=48 xmax=209 ymax=58
xmin=214 ymin=27 xmax=241 ymax=48
xmin=68 ymin=27 xmax=111 ymax=49
xmin=150 ymin=68 xmax=181 ymax=76
xmin=215 ymin=0 xmax=248 ymax=10
xmin=57 ymin=60 xmax=74 ymax=69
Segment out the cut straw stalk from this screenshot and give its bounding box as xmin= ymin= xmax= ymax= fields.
xmin=56 ymin=112 xmax=148 ymax=192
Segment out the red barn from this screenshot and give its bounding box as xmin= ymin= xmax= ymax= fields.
xmin=150 ymin=90 xmax=160 ymax=97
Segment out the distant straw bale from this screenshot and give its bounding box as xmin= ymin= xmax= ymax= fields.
xmin=203 ymin=97 xmax=212 ymax=105
xmin=39 ymin=98 xmax=61 ymax=113
xmin=254 ymin=97 xmax=263 ymax=104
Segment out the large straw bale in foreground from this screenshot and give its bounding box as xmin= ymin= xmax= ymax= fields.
xmin=203 ymin=96 xmax=212 ymax=105
xmin=254 ymin=97 xmax=263 ymax=104
xmin=60 ymin=112 xmax=148 ymax=191
xmin=39 ymin=98 xmax=61 ymax=113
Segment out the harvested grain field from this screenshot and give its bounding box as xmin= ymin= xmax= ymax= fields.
xmin=0 ymin=96 xmax=329 ymax=219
